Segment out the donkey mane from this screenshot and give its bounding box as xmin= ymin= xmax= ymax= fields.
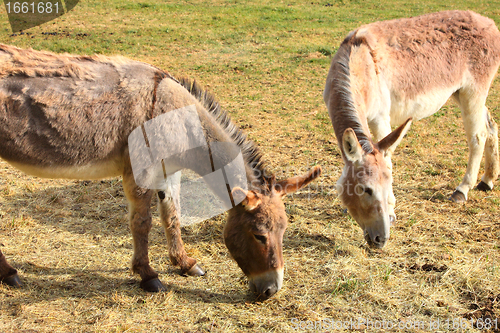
xmin=330 ymin=43 xmax=374 ymax=154
xmin=177 ymin=77 xmax=271 ymax=190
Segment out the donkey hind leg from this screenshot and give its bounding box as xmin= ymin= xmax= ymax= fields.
xmin=451 ymin=91 xmax=489 ymax=203
xmin=0 ymin=249 xmax=22 ymax=287
xmin=370 ymin=120 xmax=397 ymax=224
xmin=122 ymin=171 xmax=166 ymax=292
xmin=476 ymin=109 xmax=499 ymax=191
xmin=157 ymin=188 xmax=205 ymax=277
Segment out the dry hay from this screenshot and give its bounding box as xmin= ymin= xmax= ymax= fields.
xmin=0 ymin=43 xmax=500 ymax=333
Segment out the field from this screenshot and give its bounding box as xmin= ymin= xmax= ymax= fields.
xmin=1 ymin=0 xmax=500 ymax=332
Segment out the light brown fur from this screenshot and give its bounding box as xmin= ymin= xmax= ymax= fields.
xmin=324 ymin=11 xmax=500 ymax=247
xmin=0 ymin=44 xmax=322 ymax=297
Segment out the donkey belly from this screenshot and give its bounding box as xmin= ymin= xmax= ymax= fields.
xmin=389 ymin=86 xmax=458 ymax=126
xmin=4 ymin=156 xmax=123 ymax=180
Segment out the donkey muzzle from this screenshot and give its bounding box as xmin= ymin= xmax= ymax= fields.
xmin=365 ymin=231 xmax=388 ymax=249
xmin=248 ymin=269 xmax=284 ymax=299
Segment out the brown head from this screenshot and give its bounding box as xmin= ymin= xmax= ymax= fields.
xmin=337 ymin=119 xmax=412 ymax=248
xmin=224 ymin=166 xmax=321 ymax=299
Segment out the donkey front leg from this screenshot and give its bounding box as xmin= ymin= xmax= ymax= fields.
xmin=157 ymin=190 xmax=205 ymax=276
xmin=122 ymin=170 xmax=166 ymax=292
xmin=0 ymin=249 xmax=21 ymax=287
xmin=451 ymin=93 xmax=489 ymax=202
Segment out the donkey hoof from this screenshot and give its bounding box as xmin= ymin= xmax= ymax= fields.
xmin=450 ymin=190 xmax=466 ymax=203
xmin=1 ymin=273 xmax=22 ymax=288
xmin=476 ymin=181 xmax=492 ymax=192
xmin=140 ymin=278 xmax=167 ymax=292
xmin=184 ymin=264 xmax=205 ymax=277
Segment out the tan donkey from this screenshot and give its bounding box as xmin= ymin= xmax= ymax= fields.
xmin=0 ymin=44 xmax=321 ymax=298
xmin=324 ymin=11 xmax=500 ymax=248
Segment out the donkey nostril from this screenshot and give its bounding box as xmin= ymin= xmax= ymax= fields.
xmin=374 ymin=235 xmax=381 ymax=244
xmin=264 ymin=287 xmax=274 ymax=297
xmin=262 ymin=286 xmax=277 ymax=298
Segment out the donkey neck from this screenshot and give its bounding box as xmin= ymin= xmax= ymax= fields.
xmin=327 ymin=44 xmax=374 ymax=159
xmin=173 ymin=78 xmax=267 ymax=192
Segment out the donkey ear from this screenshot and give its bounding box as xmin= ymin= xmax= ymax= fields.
xmin=342 ymin=128 xmax=364 ymax=163
xmin=232 ymin=187 xmax=262 ymax=211
xmin=275 ymin=166 xmax=322 ymax=197
xmin=377 ymin=118 xmax=412 ymax=156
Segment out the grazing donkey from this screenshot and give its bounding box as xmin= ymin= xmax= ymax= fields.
xmin=0 ymin=44 xmax=321 ymax=298
xmin=324 ymin=10 xmax=500 ymax=248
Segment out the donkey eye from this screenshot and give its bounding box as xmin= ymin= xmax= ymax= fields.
xmin=364 ymin=187 xmax=373 ymax=196
xmin=254 ymin=234 xmax=267 ymax=244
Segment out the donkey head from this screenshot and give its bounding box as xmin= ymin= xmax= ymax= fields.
xmin=224 ymin=166 xmax=321 ymax=299
xmin=337 ymin=119 xmax=412 ymax=248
